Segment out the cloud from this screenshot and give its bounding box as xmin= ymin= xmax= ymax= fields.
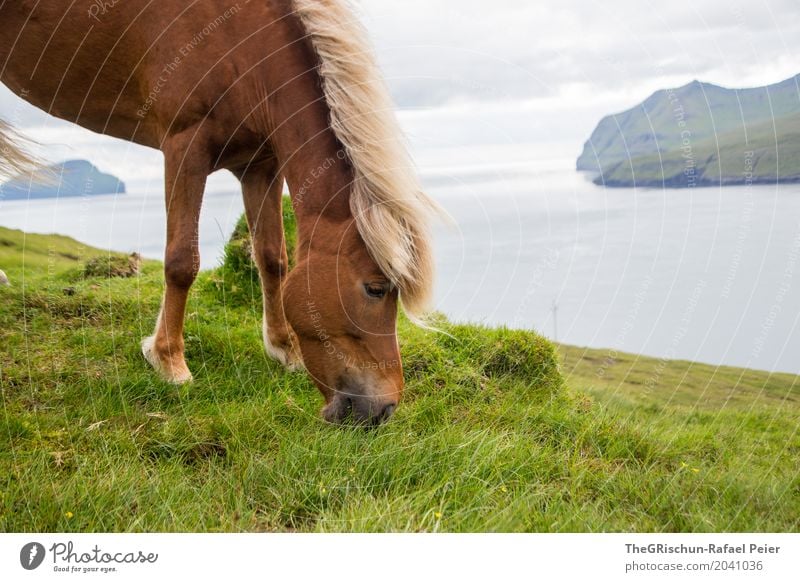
xmin=360 ymin=0 xmax=800 ymax=110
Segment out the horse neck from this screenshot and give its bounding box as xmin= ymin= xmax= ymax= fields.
xmin=255 ymin=60 xmax=355 ymax=259
xmin=262 ymin=107 xmax=353 ymax=256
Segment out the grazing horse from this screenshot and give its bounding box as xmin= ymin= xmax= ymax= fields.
xmin=0 ymin=0 xmax=437 ymax=425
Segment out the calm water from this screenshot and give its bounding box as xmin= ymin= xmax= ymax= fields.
xmin=2 ymin=168 xmax=799 ymax=374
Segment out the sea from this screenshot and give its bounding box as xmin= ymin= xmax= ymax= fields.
xmin=2 ymin=164 xmax=799 ymax=375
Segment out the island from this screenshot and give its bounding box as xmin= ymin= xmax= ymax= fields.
xmin=0 ymin=159 xmax=126 ymax=200
xmin=577 ymin=74 xmax=800 ymax=188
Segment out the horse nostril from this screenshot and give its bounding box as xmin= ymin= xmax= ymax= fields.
xmin=347 ymin=395 xmax=397 ymax=426
xmin=380 ymin=403 xmax=396 ymax=422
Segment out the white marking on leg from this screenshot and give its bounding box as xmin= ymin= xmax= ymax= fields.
xmin=141 ymin=309 xmax=193 ymax=384
xmin=262 ymin=308 xmax=302 ymax=371
xmin=141 ymin=335 xmax=161 ymax=371
xmin=141 ymin=334 xmax=193 ymax=384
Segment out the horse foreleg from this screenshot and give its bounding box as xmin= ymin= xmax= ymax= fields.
xmin=237 ymin=160 xmax=302 ymax=370
xmin=142 ymin=133 xmax=209 ymax=384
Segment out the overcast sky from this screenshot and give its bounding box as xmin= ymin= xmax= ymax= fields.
xmin=366 ymin=0 xmax=800 ymax=107
xmin=2 ymin=0 xmax=798 ymax=189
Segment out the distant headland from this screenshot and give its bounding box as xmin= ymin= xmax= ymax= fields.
xmin=577 ymin=74 xmax=800 ymax=188
xmin=0 ymin=159 xmax=126 ymax=200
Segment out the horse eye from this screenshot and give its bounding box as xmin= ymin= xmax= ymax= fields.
xmin=364 ymin=283 xmax=388 ymax=298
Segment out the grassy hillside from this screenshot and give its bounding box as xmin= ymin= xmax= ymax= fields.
xmin=1 ymin=218 xmax=798 ymax=532
xmin=577 ymin=74 xmax=800 ymax=187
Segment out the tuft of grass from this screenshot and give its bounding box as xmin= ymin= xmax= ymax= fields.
xmin=82 ymin=253 xmax=141 ymax=279
xmin=0 ymin=213 xmax=798 ymax=532
xmin=211 ymin=196 xmax=297 ymax=307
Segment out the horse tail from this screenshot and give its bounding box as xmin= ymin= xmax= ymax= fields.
xmin=0 ymin=118 xmax=39 ymax=178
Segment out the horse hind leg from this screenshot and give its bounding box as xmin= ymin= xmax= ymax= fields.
xmin=142 ymin=131 xmax=209 ymax=384
xmin=236 ymin=160 xmax=302 ymax=370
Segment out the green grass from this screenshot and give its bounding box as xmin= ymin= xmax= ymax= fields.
xmin=1 ymin=212 xmax=799 ymax=532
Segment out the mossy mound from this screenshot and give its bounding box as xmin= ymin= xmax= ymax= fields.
xmin=83 ymin=253 xmax=141 ymax=279
xmin=401 ymin=315 xmax=563 ymax=402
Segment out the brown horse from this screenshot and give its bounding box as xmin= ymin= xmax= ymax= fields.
xmin=0 ymin=0 xmax=438 ymax=425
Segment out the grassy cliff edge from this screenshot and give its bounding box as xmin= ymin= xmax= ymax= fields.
xmin=1 ymin=212 xmax=798 ymax=532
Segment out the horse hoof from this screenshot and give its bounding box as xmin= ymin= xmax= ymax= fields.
xmin=141 ymin=336 xmax=193 ymax=384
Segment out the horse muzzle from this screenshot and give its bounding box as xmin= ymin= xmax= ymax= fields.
xmin=322 ymin=392 xmax=397 ymax=426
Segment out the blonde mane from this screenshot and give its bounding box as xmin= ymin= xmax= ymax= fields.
xmin=292 ymin=0 xmax=439 ymax=320
xmin=0 ymin=119 xmax=39 ymax=179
